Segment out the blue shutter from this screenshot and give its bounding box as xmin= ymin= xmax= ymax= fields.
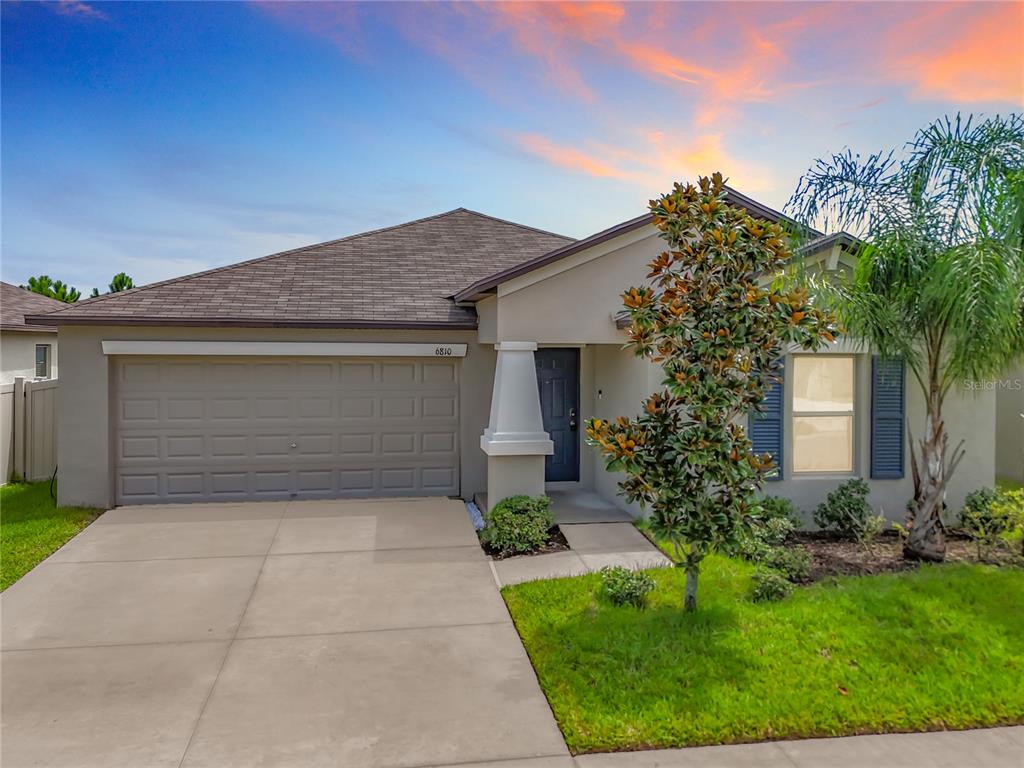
xmin=871 ymin=357 xmax=905 ymax=479
xmin=750 ymin=359 xmax=784 ymax=481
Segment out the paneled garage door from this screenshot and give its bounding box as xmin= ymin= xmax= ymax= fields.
xmin=113 ymin=357 xmax=460 ymax=504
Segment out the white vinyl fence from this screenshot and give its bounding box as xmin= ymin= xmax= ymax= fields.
xmin=1 ymin=377 xmax=58 ymax=484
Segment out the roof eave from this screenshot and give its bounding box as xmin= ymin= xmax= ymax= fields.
xmin=21 ymin=315 xmax=479 ymax=331
xmin=0 ymin=323 xmax=59 ymax=334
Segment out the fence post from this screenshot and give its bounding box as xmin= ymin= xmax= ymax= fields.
xmin=12 ymin=376 xmax=25 ymax=480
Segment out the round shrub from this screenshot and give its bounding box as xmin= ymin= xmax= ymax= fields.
xmin=763 ymin=545 xmax=812 ymax=583
xmin=480 ymin=495 xmax=554 ymax=556
xmin=813 ymin=478 xmax=873 ymax=537
xmin=961 ymin=487 xmax=1022 ymax=555
xmin=757 ymin=495 xmax=800 ymax=525
xmin=751 ymin=567 xmax=794 ymax=602
xmin=600 ymin=566 xmax=656 ymax=608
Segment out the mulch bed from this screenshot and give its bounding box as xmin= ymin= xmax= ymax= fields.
xmin=792 ymin=530 xmax=1019 ymax=582
xmin=481 ymin=526 xmax=570 ymax=560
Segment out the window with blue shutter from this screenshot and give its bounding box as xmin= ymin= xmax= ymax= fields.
xmin=750 ymin=359 xmax=784 ymax=480
xmin=871 ymin=357 xmax=905 ymax=479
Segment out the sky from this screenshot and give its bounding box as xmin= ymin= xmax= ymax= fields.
xmin=2 ymin=1 xmax=1022 ymax=295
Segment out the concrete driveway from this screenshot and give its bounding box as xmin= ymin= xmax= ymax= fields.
xmin=1 ymin=498 xmax=570 ymax=768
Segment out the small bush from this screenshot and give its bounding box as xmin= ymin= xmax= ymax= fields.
xmin=763 ymin=545 xmax=812 ymax=583
xmin=480 ymin=495 xmax=554 ymax=556
xmin=813 ymin=478 xmax=873 ymax=538
xmin=600 ymin=566 xmax=656 ymax=608
xmin=751 ymin=567 xmax=794 ymax=602
xmin=961 ymin=487 xmax=1023 ymax=558
xmin=758 ymin=495 xmax=800 ymax=525
xmin=857 ymin=513 xmax=888 ymax=551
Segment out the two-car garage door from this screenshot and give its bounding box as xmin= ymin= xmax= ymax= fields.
xmin=113 ymin=357 xmax=460 ymax=504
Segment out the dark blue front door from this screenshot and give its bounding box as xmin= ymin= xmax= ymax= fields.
xmin=535 ymin=348 xmax=579 ymax=482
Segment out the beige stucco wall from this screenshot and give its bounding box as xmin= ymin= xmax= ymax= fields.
xmin=995 ymin=362 xmax=1023 ymax=483
xmin=56 ymin=325 xmax=494 ymax=508
xmin=1 ymin=331 xmax=57 ymax=383
xmin=494 ymin=228 xmax=659 ymax=344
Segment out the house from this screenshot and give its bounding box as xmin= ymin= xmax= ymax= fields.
xmin=27 ymin=193 xmax=996 ymax=521
xmin=996 ymin=362 xmax=1023 ymax=484
xmin=1 ymin=281 xmax=61 ymax=383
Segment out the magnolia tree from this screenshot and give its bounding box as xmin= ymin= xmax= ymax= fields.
xmin=586 ymin=174 xmax=839 ymax=611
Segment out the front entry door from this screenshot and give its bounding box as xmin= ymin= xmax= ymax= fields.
xmin=535 ymin=348 xmax=579 ymax=482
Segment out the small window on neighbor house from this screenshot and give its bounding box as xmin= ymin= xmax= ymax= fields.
xmin=35 ymin=344 xmax=51 ymax=379
xmin=792 ymin=355 xmax=854 ymax=473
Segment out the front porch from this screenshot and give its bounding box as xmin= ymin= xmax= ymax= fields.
xmin=474 ymin=489 xmax=633 ymax=525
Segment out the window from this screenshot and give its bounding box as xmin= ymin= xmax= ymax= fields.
xmin=35 ymin=344 xmax=51 ymax=379
xmin=792 ymin=355 xmax=854 ymax=473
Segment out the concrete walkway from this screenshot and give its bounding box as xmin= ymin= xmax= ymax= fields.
xmin=493 ymin=522 xmax=672 ymax=587
xmin=573 ymin=726 xmax=1024 ymax=767
xmin=1 ymin=497 xmax=568 ymax=768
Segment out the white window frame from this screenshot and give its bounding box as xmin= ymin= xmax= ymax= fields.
xmin=790 ymin=354 xmax=856 ymax=475
xmin=34 ymin=344 xmax=51 ymax=379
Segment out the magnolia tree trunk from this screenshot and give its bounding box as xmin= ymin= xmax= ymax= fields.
xmin=684 ymin=561 xmax=699 ymax=612
xmin=904 ymin=390 xmax=964 ymax=562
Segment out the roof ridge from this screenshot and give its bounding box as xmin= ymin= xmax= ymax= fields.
xmin=455 ymin=208 xmax=575 ymax=242
xmin=44 ymin=208 xmax=475 ymax=316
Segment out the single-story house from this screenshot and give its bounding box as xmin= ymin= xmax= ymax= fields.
xmin=28 ymin=191 xmax=996 ymax=520
xmin=1 ymin=281 xmax=61 ymax=383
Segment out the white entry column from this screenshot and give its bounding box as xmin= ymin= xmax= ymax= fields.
xmin=480 ymin=342 xmax=553 ymax=506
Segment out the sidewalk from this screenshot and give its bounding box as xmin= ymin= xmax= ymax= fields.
xmin=571 ymin=725 xmax=1024 ymax=768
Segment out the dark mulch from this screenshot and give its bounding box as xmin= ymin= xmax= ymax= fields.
xmin=481 ymin=526 xmax=570 ymax=560
xmin=792 ymin=530 xmax=1019 ymax=581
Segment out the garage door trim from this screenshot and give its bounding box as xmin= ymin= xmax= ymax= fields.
xmin=102 ymin=341 xmax=468 ymax=357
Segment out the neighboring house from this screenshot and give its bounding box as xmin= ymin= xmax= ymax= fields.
xmin=996 ymin=362 xmax=1023 ymax=484
xmin=1 ymin=281 xmax=61 ymax=383
xmin=28 ymin=195 xmax=995 ymax=520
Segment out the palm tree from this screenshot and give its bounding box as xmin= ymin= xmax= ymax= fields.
xmin=23 ymin=275 xmax=81 ymax=303
xmin=788 ymin=114 xmax=1024 ymax=562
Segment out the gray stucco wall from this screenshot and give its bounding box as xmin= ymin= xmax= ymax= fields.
xmin=585 ymin=343 xmax=996 ymax=527
xmin=995 ymin=362 xmax=1023 ymax=483
xmin=55 ymin=326 xmax=493 ymax=508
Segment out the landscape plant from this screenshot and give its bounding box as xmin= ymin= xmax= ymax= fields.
xmin=480 ymin=495 xmax=554 ymax=556
xmin=587 ymin=173 xmax=838 ymax=611
xmin=813 ymin=478 xmax=874 ymax=538
xmin=961 ymin=486 xmax=1023 ymax=559
xmin=789 ymin=114 xmax=1024 ymax=561
xmin=600 ymin=566 xmax=656 ymax=608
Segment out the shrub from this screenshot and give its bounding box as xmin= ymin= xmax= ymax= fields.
xmin=857 ymin=513 xmax=887 ymax=552
xmin=961 ymin=487 xmax=1023 ymax=558
xmin=480 ymin=495 xmax=554 ymax=556
xmin=813 ymin=478 xmax=873 ymax=538
xmin=751 ymin=567 xmax=794 ymax=602
xmin=758 ymin=495 xmax=800 ymax=525
xmin=763 ymin=545 xmax=812 ymax=583
xmin=600 ymin=566 xmax=656 ymax=608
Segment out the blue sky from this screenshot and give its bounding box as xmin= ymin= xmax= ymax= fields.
xmin=2 ymin=1 xmax=1021 ymax=294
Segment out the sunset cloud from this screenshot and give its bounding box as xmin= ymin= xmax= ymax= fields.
xmin=901 ymin=3 xmax=1024 ymax=105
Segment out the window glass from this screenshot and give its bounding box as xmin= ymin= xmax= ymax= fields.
xmin=35 ymin=345 xmax=50 ymax=378
xmin=792 ymin=356 xmax=855 ymax=472
xmin=793 ymin=416 xmax=853 ymax=472
xmin=792 ymin=356 xmax=854 ymax=412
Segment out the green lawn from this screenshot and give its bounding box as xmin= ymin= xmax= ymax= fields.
xmin=1 ymin=482 xmax=101 ymax=590
xmin=503 ymin=555 xmax=1024 ymax=753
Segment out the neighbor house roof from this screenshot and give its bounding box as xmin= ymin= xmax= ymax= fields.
xmin=453 ymin=186 xmax=821 ymax=302
xmin=25 ymin=210 xmax=574 ymax=329
xmin=1 ymin=281 xmax=64 ymax=333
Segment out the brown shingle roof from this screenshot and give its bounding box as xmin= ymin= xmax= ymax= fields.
xmin=1 ymin=282 xmax=63 ymax=333
xmin=26 ymin=209 xmax=573 ymax=329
